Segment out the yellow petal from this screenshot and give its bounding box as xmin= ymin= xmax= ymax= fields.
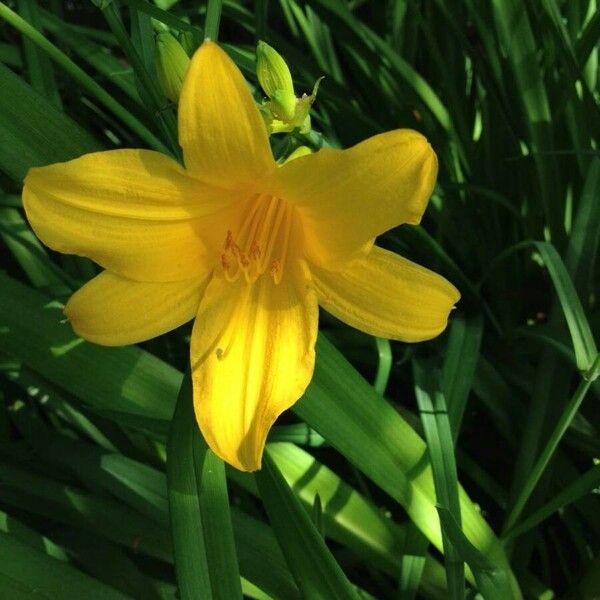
xmin=274 ymin=129 xmax=438 ymax=267
xmin=312 ymin=246 xmax=460 ymax=342
xmin=178 ymin=41 xmax=274 ymax=186
xmin=65 ymin=271 xmax=209 ymax=346
xmin=23 ymin=150 xmax=235 ymax=281
xmin=190 ymin=269 xmax=318 ymax=471
xmin=25 ymin=149 xmax=233 ymax=220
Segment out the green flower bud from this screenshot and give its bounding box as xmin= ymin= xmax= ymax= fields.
xmin=256 ymin=41 xmax=296 ymax=120
xmin=256 ymin=40 xmax=323 ymax=136
xmin=271 ymin=89 xmax=297 ymax=122
xmin=155 ymin=31 xmax=190 ymax=104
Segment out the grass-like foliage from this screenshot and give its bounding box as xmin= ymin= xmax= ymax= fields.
xmin=1 ymin=0 xmax=599 ymax=598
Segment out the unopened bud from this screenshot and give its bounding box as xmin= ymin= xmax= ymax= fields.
xmin=155 ymin=31 xmax=190 ymax=103
xmin=256 ymin=41 xmax=296 ymax=120
xmin=271 ymin=89 xmax=297 ymax=122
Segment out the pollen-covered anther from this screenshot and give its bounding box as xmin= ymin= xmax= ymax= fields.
xmin=250 ymin=243 xmax=261 ymax=260
xmin=219 ymin=195 xmax=292 ymax=283
xmin=270 ymin=260 xmax=282 ymax=283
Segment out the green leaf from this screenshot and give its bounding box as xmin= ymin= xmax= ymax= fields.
xmin=0 ymin=463 xmax=173 ymax=562
xmin=0 ymin=2 xmax=167 ymax=152
xmin=0 ymin=62 xmax=100 ymax=181
xmin=0 ymin=207 xmax=72 ymax=292
xmin=167 ymin=371 xmax=242 ymax=600
xmin=16 ymin=0 xmax=61 ymax=106
xmin=413 ymin=358 xmax=464 ymax=599
xmin=0 ymin=531 xmax=129 ymax=599
xmin=255 ymin=451 xmax=361 ymax=600
xmin=0 ymin=425 xmax=292 ymax=598
xmin=41 ymin=10 xmax=141 ymax=101
xmin=121 ymin=0 xmax=201 ymax=35
xmin=0 ymin=274 xmax=518 ymax=597
xmin=565 ymin=157 xmax=600 ymax=300
xmin=506 ymin=462 xmax=600 ymax=540
xmin=397 ymin=525 xmax=430 ymax=600
xmin=231 ymin=510 xmax=301 ymax=600
xmin=442 ymin=315 xmax=483 ymax=442
xmin=294 ymin=335 xmax=521 ymax=598
xmin=234 ymin=442 xmax=425 ymax=575
xmin=0 ymin=509 xmax=69 ymax=562
xmin=437 ymin=507 xmax=513 ymax=600
xmin=533 ymin=241 xmax=598 ymax=371
xmin=0 ymin=273 xmax=178 ymax=424
xmin=503 ymin=353 xmax=600 ymax=533
xmin=491 ymin=0 xmax=564 ymax=247
xmin=484 ymin=240 xmax=598 ymax=372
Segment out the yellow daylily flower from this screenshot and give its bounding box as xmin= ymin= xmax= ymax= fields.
xmin=22 ymin=41 xmax=460 ymax=471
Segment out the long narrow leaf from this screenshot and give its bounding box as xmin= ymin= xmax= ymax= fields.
xmin=256 ymin=451 xmax=361 ymax=600
xmin=413 ymin=358 xmax=464 ymax=599
xmin=167 ymin=371 xmax=242 ymax=599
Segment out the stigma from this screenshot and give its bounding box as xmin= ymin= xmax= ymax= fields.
xmin=220 ymin=194 xmax=292 ymax=284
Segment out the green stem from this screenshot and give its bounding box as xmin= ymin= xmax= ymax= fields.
xmin=373 ymin=337 xmax=392 ymax=396
xmin=0 ymin=2 xmax=167 ymax=152
xmin=503 ymin=353 xmax=600 ymax=535
xmin=205 ymin=0 xmax=223 ymax=41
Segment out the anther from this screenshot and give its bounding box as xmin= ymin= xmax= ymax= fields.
xmin=250 ymin=243 xmax=261 ymax=260
xmin=270 ymin=260 xmax=281 ymax=276
xmin=220 ymin=196 xmax=291 ymax=284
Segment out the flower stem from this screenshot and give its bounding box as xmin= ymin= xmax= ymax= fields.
xmin=204 ymin=0 xmax=223 ymax=41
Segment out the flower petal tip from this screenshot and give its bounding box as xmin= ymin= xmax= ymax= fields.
xmin=197 ymin=399 xmax=283 ymax=473
xmin=202 ymin=424 xmax=271 ymax=473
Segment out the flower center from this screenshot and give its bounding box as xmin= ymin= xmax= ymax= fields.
xmin=220 ymin=194 xmax=293 ymax=284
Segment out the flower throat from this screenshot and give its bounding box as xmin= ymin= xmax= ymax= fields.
xmin=220 ymin=194 xmax=293 ymax=284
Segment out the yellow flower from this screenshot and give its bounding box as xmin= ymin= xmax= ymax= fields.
xmin=23 ymin=41 xmax=459 ymax=471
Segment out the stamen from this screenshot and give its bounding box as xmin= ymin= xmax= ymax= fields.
xmin=270 ymin=260 xmax=281 ymax=276
xmin=224 ymin=268 xmax=239 ymax=283
xmin=218 ymin=195 xmax=293 ymax=284
xmin=260 ymin=198 xmax=287 ymax=272
xmin=273 ymin=207 xmax=293 ymax=284
xmin=250 ymin=243 xmax=261 ymax=260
